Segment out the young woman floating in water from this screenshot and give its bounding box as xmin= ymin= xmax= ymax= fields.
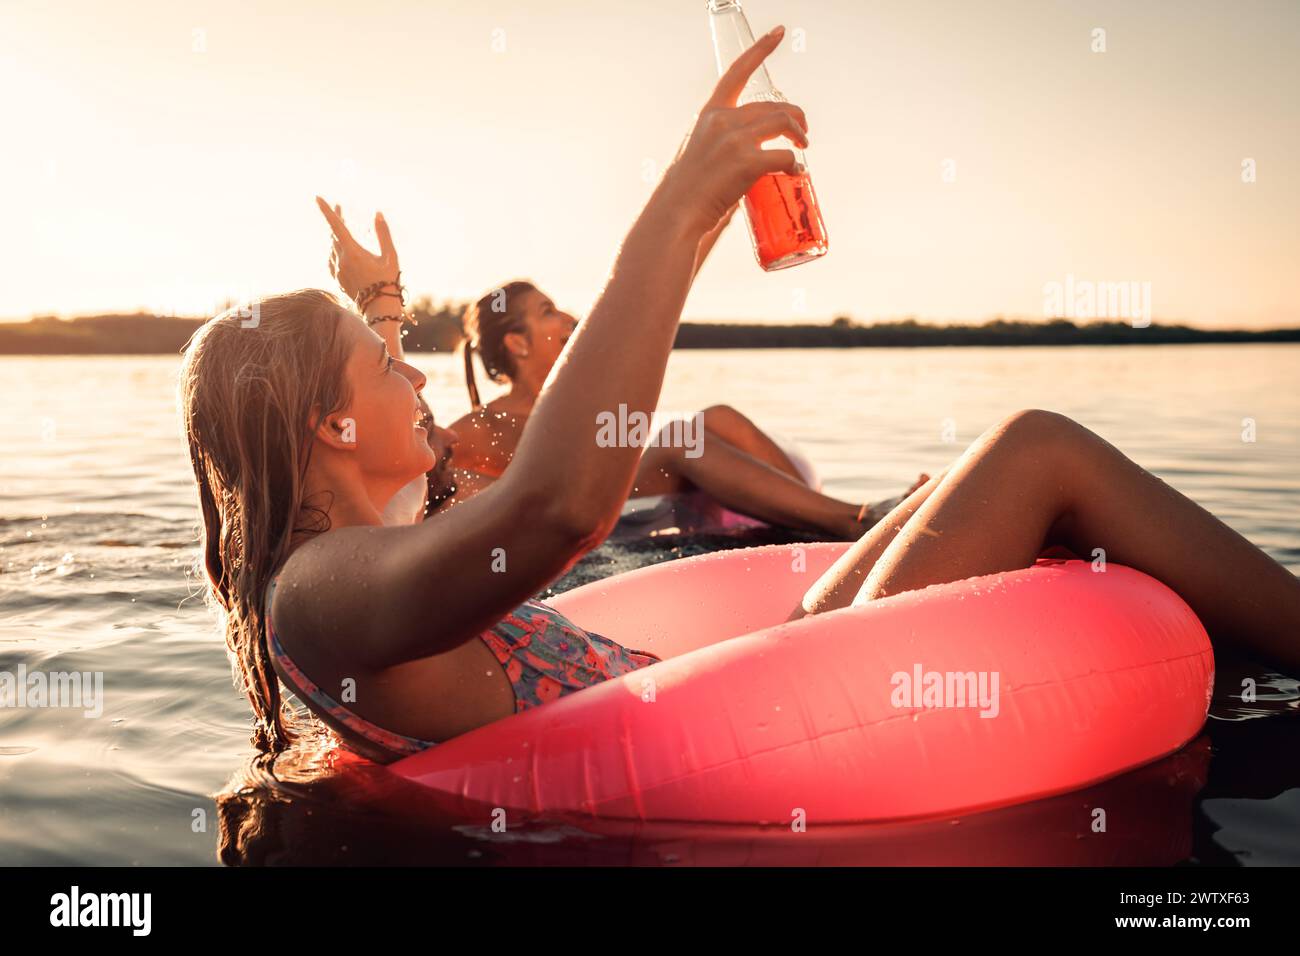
xmin=442 ymin=280 xmax=926 ymax=537
xmin=182 ymin=29 xmax=1299 ymax=765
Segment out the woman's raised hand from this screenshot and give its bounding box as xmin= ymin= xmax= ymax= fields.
xmin=662 ymin=25 xmax=809 ymax=238
xmin=315 ymin=196 xmax=400 ymax=307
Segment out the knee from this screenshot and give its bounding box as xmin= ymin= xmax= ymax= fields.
xmin=989 ymin=408 xmax=1089 ymax=455
xmin=700 ymin=404 xmax=747 ymax=432
xmin=642 ymin=440 xmax=687 ymax=474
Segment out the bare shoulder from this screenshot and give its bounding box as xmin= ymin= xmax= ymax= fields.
xmin=449 ymin=406 xmax=514 ymax=450
xmin=482 ymin=400 xmax=528 ymax=440
xmin=452 ymin=402 xmax=522 ymax=432
xmin=430 ymin=468 xmax=498 ymax=513
xmin=268 ymin=527 xmax=406 ymax=672
xmin=449 ymin=402 xmax=523 ymax=475
xmin=447 ymin=406 xmax=489 ymax=434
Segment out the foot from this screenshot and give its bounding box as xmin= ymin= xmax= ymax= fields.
xmin=905 ymin=472 xmax=931 ymax=496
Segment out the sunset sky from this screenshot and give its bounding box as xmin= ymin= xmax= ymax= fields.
xmin=2 ymin=0 xmax=1297 ymax=327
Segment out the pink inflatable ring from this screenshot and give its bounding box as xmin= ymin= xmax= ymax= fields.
xmin=390 ymin=542 xmax=1214 ymax=825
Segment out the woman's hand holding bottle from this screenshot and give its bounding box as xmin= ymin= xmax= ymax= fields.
xmin=657 ymin=25 xmax=809 ymax=241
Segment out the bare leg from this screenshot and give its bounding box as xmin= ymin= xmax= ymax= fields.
xmin=823 ymin=409 xmax=1300 ymax=677
xmin=699 ymin=405 xmax=806 ymax=483
xmin=790 ymin=466 xmax=951 ymax=620
xmin=633 ymin=437 xmax=870 ymax=539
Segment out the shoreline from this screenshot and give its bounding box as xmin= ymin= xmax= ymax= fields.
xmin=2 ymin=313 xmax=1298 ymax=356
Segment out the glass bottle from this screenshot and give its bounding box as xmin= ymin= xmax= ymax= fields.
xmin=706 ymin=0 xmax=828 ymax=271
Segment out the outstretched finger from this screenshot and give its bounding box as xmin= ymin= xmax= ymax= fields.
xmin=375 ymin=211 xmax=397 ymax=263
xmin=315 ymin=195 xmax=357 ymax=246
xmin=704 ymin=24 xmax=784 ymax=111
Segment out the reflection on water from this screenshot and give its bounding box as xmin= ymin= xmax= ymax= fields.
xmin=2 ymin=346 xmax=1298 ymax=865
xmin=217 ymin=734 xmax=1216 ymax=866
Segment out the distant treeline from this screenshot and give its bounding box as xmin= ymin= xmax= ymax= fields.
xmin=675 ymin=317 xmax=1300 ymax=348
xmin=0 ymin=297 xmax=467 ymax=355
xmin=2 ymin=305 xmax=1297 ymax=355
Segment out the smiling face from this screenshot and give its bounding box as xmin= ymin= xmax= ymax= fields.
xmin=326 ymin=315 xmax=439 ymax=489
xmin=505 ymin=288 xmax=578 ymax=378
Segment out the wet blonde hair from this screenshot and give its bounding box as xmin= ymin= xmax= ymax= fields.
xmin=180 ymin=289 xmax=354 ymax=753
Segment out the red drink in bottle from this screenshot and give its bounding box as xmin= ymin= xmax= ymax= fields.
xmin=743 ymin=169 xmax=828 ymax=269
xmin=707 ymin=1 xmax=828 ymax=271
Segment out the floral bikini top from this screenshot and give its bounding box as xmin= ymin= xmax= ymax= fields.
xmin=265 ymin=577 xmax=662 ymax=760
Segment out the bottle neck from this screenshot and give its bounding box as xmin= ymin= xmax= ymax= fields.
xmin=706 ymin=1 xmax=774 ymax=97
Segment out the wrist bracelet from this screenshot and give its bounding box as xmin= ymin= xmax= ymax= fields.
xmin=365 ymin=311 xmax=420 ymax=328
xmin=353 ymin=273 xmax=405 ymax=312
xmin=358 ymin=289 xmax=404 ymax=311
xmin=354 ymin=278 xmax=394 ymax=305
xmin=358 ymin=288 xmax=405 ymax=313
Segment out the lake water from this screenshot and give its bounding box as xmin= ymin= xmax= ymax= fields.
xmin=1 ymin=345 xmax=1298 ymax=865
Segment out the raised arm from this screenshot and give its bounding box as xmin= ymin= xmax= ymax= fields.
xmin=691 ymin=201 xmax=739 ymax=281
xmin=285 ymin=26 xmax=809 ymax=670
xmin=509 ymin=27 xmax=805 ymax=532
